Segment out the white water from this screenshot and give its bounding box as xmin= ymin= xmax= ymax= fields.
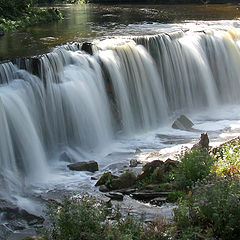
xmin=1 ymin=26 xmax=240 ymax=205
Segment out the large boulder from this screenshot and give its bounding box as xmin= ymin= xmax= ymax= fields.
xmin=0 ymin=28 xmax=4 ymax=37
xmin=111 ymin=171 xmax=137 ymax=190
xmin=67 ymin=161 xmax=98 ymax=172
xmin=95 ymin=172 xmax=118 ymax=187
xmin=96 ymin=171 xmax=137 ymax=190
xmin=0 ymin=199 xmax=44 ymax=226
xmin=192 ymin=133 xmax=209 ymax=150
xmin=137 ymin=160 xmax=164 ymax=181
xmin=172 ymin=115 xmax=194 ymax=130
xmin=164 ymin=158 xmax=178 ymax=172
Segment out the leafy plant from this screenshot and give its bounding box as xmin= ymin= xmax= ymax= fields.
xmin=174 ymin=174 xmax=240 ymax=240
xmin=173 ymin=147 xmax=214 ymax=190
xmin=211 ymin=142 xmax=240 ymax=178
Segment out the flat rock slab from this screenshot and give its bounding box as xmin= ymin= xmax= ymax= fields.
xmin=67 ymin=161 xmax=98 ymax=172
xmin=131 ymin=192 xmax=170 ymax=201
xmin=105 ymin=192 xmax=124 ymax=201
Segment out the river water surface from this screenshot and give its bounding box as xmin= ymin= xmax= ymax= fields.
xmin=1 ymin=4 xmax=240 ymax=60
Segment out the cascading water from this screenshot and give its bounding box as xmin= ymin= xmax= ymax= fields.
xmin=98 ymin=40 xmax=168 ymax=135
xmin=1 ymin=27 xmax=240 ymax=200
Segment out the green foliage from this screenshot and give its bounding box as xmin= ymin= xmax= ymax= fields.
xmin=173 ymin=147 xmax=214 ymax=190
xmin=44 ymin=194 xmax=108 ymax=240
xmin=167 ymin=191 xmax=184 ymax=203
xmin=0 ymin=7 xmax=62 ymax=32
xmin=174 ymin=174 xmax=240 ymax=240
xmin=211 ymin=142 xmax=240 ymax=178
xmin=42 ymin=194 xmax=168 ymax=240
xmin=95 ymin=172 xmax=114 ymax=188
xmin=0 ymin=0 xmax=36 ymax=19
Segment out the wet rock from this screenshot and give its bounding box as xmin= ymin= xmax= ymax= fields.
xmin=96 ymin=171 xmax=137 ymax=190
xmin=0 ymin=224 xmax=13 ymax=240
xmin=95 ymin=172 xmax=118 ymax=187
xmin=0 ymin=199 xmax=44 ymax=226
xmin=137 ymin=160 xmax=164 ymax=181
xmin=135 ymin=148 xmax=142 ymax=154
xmin=164 ymin=158 xmax=178 ymax=172
xmin=172 ymin=115 xmax=194 ymax=130
xmin=150 ymin=197 xmax=167 ymax=205
xmin=81 ymin=42 xmax=93 ymax=55
xmin=129 ymin=159 xmax=138 ymax=167
xmin=117 ymin=188 xmax=137 ymax=195
xmin=105 ymin=192 xmax=124 ymax=201
xmin=131 ymin=191 xmax=169 ymax=201
xmin=0 ymin=28 xmax=4 ymax=37
xmin=192 ymin=133 xmax=209 ymax=149
xmin=6 ymin=219 xmax=26 ymax=231
xmin=131 ymin=192 xmax=169 ymax=201
xmin=111 ymin=171 xmax=137 ymax=190
xmin=67 ymin=161 xmax=98 ymax=172
xmin=91 ymin=176 xmax=98 ymax=180
xmin=99 ymin=185 xmax=110 ymax=193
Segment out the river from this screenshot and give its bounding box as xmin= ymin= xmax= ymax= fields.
xmin=1 ymin=4 xmax=240 ymax=60
xmin=1 ymin=4 xmax=240 ymax=239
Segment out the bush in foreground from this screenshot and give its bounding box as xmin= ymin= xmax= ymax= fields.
xmin=43 ymin=194 xmax=168 ymax=240
xmin=174 ymin=174 xmax=240 ymax=240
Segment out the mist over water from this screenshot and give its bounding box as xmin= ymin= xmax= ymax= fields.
xmin=1 ymin=26 xmax=240 ymax=205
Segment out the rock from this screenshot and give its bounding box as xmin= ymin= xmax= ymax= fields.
xmin=135 ymin=148 xmax=142 ymax=154
xmin=96 ymin=171 xmax=136 ymax=190
xmin=0 ymin=199 xmax=44 ymax=226
xmin=81 ymin=42 xmax=93 ymax=55
xmin=0 ymin=27 xmax=4 ymax=37
xmin=137 ymin=160 xmax=164 ymax=181
xmin=117 ymin=188 xmax=137 ymax=195
xmin=111 ymin=171 xmax=137 ymax=190
xmin=131 ymin=191 xmax=169 ymax=201
xmin=172 ymin=115 xmax=194 ymax=130
xmin=129 ymin=159 xmax=138 ymax=167
xmin=91 ymin=176 xmax=98 ymax=180
xmin=99 ymin=185 xmax=110 ymax=192
xmin=164 ymin=158 xmax=178 ymax=172
xmin=199 ymin=133 xmax=209 ymax=149
xmin=0 ymin=224 xmax=13 ymax=240
xmin=6 ymin=219 xmax=26 ymax=231
xmin=105 ymin=192 xmax=124 ymax=201
xmin=19 ymin=210 xmax=44 ymax=225
xmin=150 ymin=197 xmax=167 ymax=205
xmin=67 ymin=161 xmax=98 ymax=172
xmin=95 ymin=172 xmax=118 ymax=187
xmin=60 ymin=151 xmax=74 ymax=162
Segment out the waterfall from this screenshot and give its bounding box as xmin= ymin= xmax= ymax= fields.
xmin=1 ymin=27 xmax=240 ymax=198
xmin=98 ymin=40 xmax=168 ymax=135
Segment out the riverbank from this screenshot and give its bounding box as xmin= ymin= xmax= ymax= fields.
xmin=16 ymin=134 xmax=239 ymax=240
xmin=0 ymin=8 xmax=62 ymax=34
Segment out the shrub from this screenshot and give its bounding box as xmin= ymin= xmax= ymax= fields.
xmin=44 ymin=194 xmax=108 ymax=240
xmin=42 ymin=194 xmax=168 ymax=240
xmin=174 ymin=174 xmax=240 ymax=240
xmin=211 ymin=142 xmax=240 ymax=178
xmin=173 ymin=147 xmax=214 ymax=189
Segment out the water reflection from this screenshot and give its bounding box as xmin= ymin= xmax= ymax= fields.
xmin=0 ymin=4 xmax=240 ymax=60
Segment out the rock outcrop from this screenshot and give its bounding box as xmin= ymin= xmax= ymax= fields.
xmin=67 ymin=161 xmax=99 ymax=172
xmin=172 ymin=115 xmax=194 ymax=130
